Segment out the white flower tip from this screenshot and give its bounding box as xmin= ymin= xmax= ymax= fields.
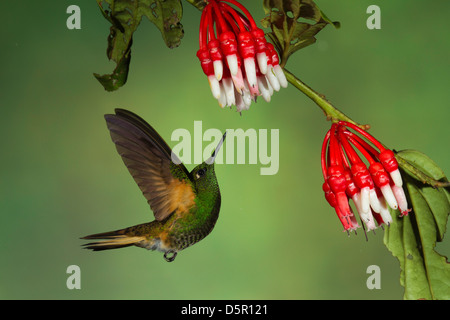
xmin=267 ymin=80 xmax=274 ymax=96
xmin=380 ymin=208 xmax=393 ymax=225
xmin=231 ymin=68 xmax=245 ymax=95
xmin=217 ymin=83 xmax=226 ymax=108
xmin=258 ymin=77 xmax=271 ymax=102
xmin=358 ymin=206 xmax=376 ymax=231
xmin=242 ymin=89 xmax=252 ymax=107
xmin=369 ymin=188 xmax=382 ymax=213
xmin=235 ymin=89 xmax=244 ymax=111
xmin=392 ymin=185 xmax=409 ymax=214
xmin=247 ymin=80 xmax=260 ymax=97
xmin=380 ymin=185 xmax=398 ymax=210
xmin=257 ymin=52 xmax=268 ymax=74
xmin=266 ymin=66 xmax=280 ymax=92
xmin=376 ymin=195 xmax=394 ymax=225
xmin=257 ymin=76 xmax=272 ymax=102
xmin=360 ymin=187 xmax=370 ymax=214
xmin=390 ymin=169 xmax=403 ymax=187
xmin=244 ymin=58 xmax=257 ymax=89
xmin=222 ymin=78 xmax=235 ymax=107
xmin=213 ymin=60 xmax=223 ymax=81
xmin=208 ymin=75 xmax=221 ymax=99
xmin=274 ymin=65 xmax=288 ymax=88
xmin=365 ymin=218 xmax=377 ymax=231
xmin=226 ymin=54 xmax=238 ymax=76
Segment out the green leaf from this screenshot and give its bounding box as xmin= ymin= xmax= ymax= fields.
xmin=146 ymin=0 xmax=184 ymax=49
xmin=94 ymin=0 xmax=184 ymax=91
xmin=261 ymin=0 xmax=339 ymax=67
xmin=94 ymin=46 xmax=131 ymax=92
xmin=397 ymin=150 xmax=450 ymax=240
xmin=384 ymin=150 xmax=450 ymax=300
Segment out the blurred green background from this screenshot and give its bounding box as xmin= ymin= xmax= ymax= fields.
xmin=1 ymin=0 xmax=449 ymax=300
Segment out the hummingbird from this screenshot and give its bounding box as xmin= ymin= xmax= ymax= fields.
xmin=81 ymin=109 xmax=226 ymax=262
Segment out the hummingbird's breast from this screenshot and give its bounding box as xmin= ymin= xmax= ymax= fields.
xmin=167 ymin=191 xmax=221 ymax=251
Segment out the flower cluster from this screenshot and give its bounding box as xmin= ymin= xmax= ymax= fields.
xmin=197 ymin=0 xmax=288 ymax=112
xmin=321 ymin=121 xmax=410 ymax=233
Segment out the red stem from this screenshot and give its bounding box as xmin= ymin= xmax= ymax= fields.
xmin=345 ymin=134 xmax=376 ymax=165
xmin=211 ymin=0 xmax=229 ymax=32
xmin=329 ymin=124 xmax=342 ymax=167
xmin=339 ymin=143 xmax=350 ymax=169
xmin=207 ymin=4 xmax=216 ymax=41
xmin=219 ymin=2 xmax=246 ymax=32
xmin=321 ymin=130 xmax=331 ymax=179
xmin=219 ymin=0 xmax=257 ymax=29
xmin=342 ymin=130 xmax=380 ymax=159
xmin=338 ymin=121 xmax=386 ymax=151
xmin=337 ymin=128 xmax=363 ymax=165
xmin=199 ymin=5 xmax=209 ymax=49
xmin=218 ymin=3 xmax=241 ymax=34
xmin=235 ymin=8 xmax=251 ymax=30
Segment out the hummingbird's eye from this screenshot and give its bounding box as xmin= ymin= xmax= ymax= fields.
xmin=196 ymin=168 xmax=206 ymax=179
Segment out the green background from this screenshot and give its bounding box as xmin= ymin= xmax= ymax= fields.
xmin=1 ymin=0 xmax=449 ymax=299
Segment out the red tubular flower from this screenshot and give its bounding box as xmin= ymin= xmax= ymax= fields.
xmin=321 ymin=122 xmax=411 ymax=234
xmin=197 ymin=0 xmax=288 ymax=112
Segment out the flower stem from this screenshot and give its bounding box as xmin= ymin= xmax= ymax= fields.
xmin=185 ymin=0 xmax=207 ymax=11
xmin=283 ymin=68 xmax=368 ymax=130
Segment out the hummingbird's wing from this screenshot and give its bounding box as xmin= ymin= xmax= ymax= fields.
xmin=104 ymin=109 xmax=196 ymax=222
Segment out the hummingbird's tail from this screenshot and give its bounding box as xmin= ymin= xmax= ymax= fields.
xmin=81 ymin=228 xmax=146 ymax=251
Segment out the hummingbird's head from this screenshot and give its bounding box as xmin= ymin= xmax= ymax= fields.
xmin=191 ymin=131 xmax=226 ymax=192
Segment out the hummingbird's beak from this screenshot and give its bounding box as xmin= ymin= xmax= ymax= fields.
xmin=206 ymin=131 xmax=227 ymax=165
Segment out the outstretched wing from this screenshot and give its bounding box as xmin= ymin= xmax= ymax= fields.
xmin=104 ymin=109 xmax=196 ymax=221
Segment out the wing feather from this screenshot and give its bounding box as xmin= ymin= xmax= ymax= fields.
xmin=104 ymin=109 xmax=196 ymax=221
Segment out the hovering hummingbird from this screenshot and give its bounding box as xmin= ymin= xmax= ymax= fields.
xmin=81 ymin=109 xmax=226 ymax=262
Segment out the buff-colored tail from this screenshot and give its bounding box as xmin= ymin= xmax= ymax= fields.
xmin=81 ymin=228 xmax=145 ymax=251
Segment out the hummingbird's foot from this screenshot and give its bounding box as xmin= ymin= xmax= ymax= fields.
xmin=164 ymin=250 xmax=178 ymax=262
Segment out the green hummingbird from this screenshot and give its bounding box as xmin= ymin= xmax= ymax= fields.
xmin=81 ymin=109 xmax=226 ymax=262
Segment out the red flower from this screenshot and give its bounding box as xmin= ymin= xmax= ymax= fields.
xmin=197 ymin=0 xmax=287 ymax=112
xmin=321 ymin=122 xmax=410 ymax=233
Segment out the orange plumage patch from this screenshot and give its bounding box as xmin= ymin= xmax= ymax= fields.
xmin=168 ymin=179 xmax=196 ymax=216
